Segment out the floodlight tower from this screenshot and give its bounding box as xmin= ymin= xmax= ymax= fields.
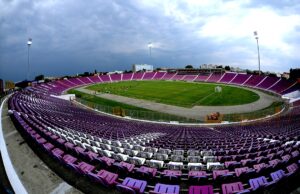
xmin=253 ymin=31 xmax=261 ymax=75
xmin=148 ymin=42 xmax=152 ymax=58
xmin=27 ymin=38 xmax=32 ymax=80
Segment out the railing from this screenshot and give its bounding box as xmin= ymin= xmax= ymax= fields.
xmin=75 ymin=97 xmax=286 ymax=124
xmin=76 ymin=98 xmax=202 ymax=123
xmin=223 ymin=102 xmax=286 ymax=122
xmin=0 ymin=93 xmax=28 ymax=194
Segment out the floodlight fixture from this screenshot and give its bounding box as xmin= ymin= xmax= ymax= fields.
xmin=27 ymin=38 xmax=32 ymax=80
xmin=253 ymin=31 xmax=261 ymax=75
xmin=148 ymin=42 xmax=152 ymax=57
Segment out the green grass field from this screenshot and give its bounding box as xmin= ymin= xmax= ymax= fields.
xmin=85 ymin=81 xmax=260 ymax=107
xmin=67 ymin=89 xmax=200 ymax=123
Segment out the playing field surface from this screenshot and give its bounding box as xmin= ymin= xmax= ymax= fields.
xmin=86 ymin=81 xmax=260 ymax=107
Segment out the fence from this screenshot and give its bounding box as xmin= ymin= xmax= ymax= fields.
xmin=223 ymin=102 xmax=286 ymax=122
xmin=76 ymin=98 xmax=202 ymax=123
xmin=75 ymin=97 xmax=286 ymax=124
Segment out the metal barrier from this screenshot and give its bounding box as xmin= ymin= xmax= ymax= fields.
xmin=0 ymin=94 xmax=28 ymax=194
xmin=76 ymin=98 xmax=202 ymax=123
xmin=75 ymin=97 xmax=285 ymax=124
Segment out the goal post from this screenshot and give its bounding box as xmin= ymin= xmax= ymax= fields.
xmin=215 ymin=86 xmax=222 ymax=93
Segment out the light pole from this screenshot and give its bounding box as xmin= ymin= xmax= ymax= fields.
xmin=27 ymin=38 xmax=32 ymax=80
xmin=253 ymin=31 xmax=261 ymax=75
xmin=148 ymin=42 xmax=152 ymax=58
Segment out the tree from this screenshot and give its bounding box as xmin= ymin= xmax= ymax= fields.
xmin=185 ymin=65 xmax=193 ymax=69
xmin=246 ymin=69 xmax=253 ymax=74
xmin=268 ymin=73 xmax=277 ymax=77
xmin=35 ymin=74 xmax=44 ymax=81
xmin=290 ymin=68 xmax=300 ymax=80
xmin=216 ymin=65 xmax=223 ymax=69
xmin=224 ymin=66 xmax=231 ymax=71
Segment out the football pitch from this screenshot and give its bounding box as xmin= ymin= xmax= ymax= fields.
xmin=85 ymin=80 xmax=260 ymax=107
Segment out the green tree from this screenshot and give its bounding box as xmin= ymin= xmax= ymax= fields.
xmin=185 ymin=65 xmax=193 ymax=69
xmin=35 ymin=74 xmax=44 ymax=81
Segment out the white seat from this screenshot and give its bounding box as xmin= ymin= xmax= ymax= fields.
xmin=149 ymin=159 xmax=164 ymax=168
xmin=207 ymin=162 xmax=224 ymax=170
xmin=167 ymin=161 xmax=184 ymax=170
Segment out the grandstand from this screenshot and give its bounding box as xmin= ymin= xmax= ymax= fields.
xmin=1 ymin=71 xmax=300 ymax=194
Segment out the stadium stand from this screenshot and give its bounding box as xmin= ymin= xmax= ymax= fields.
xmin=3 ymin=72 xmax=300 ymax=193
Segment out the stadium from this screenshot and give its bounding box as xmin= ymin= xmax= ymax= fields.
xmin=1 ymin=1 xmax=300 ymax=194
xmin=1 ymin=69 xmax=300 ymax=194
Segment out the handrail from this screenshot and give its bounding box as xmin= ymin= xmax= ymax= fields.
xmin=0 ymin=94 xmax=28 ymax=194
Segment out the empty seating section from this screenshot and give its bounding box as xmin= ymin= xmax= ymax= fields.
xmin=122 ymin=73 xmax=133 ymax=81
xmin=6 ymin=71 xmax=300 ymax=193
xmin=282 ymin=82 xmax=300 ymax=95
xmin=170 ymin=74 xmax=185 ymax=80
xmin=89 ymin=75 xmax=101 ymax=83
xmin=269 ymin=79 xmax=295 ymax=94
xmin=183 ymin=75 xmax=197 ymax=81
xmin=142 ymin=72 xmax=156 ymax=80
xmin=194 ymin=74 xmax=211 ymax=82
xmin=244 ymin=75 xmax=265 ymax=87
xmin=230 ymin=74 xmax=251 ymax=85
xmin=152 ymin=72 xmax=166 ymax=80
xmin=132 ymin=72 xmax=144 ymax=80
xmin=206 ymin=73 xmax=222 ymax=82
xmin=7 ymin=81 xmax=300 ymax=193
xmin=100 ymin=74 xmax=111 ymax=82
xmin=110 ymin=74 xmax=122 ymax=82
xmin=219 ymin=73 xmax=237 ymax=83
xmin=256 ymin=76 xmax=280 ymax=89
xmin=162 ymin=72 xmax=176 ymax=80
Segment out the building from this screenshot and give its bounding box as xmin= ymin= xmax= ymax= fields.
xmin=281 ymin=72 xmax=290 ymax=79
xmin=132 ymin=64 xmax=153 ymax=72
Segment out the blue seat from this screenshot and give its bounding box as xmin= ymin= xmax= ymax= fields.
xmin=150 ymin=183 xmax=180 ymax=194
xmin=116 ymin=177 xmax=147 ymax=194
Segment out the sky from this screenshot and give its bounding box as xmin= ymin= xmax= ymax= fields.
xmin=0 ymin=0 xmax=300 ymax=82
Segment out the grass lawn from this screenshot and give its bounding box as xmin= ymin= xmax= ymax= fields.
xmin=86 ymin=81 xmax=260 ymax=107
xmin=67 ymin=89 xmax=200 ymax=123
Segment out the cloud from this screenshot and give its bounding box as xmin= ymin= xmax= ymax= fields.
xmin=0 ymin=0 xmax=300 ymax=81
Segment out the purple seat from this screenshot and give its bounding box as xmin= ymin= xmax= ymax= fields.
xmin=270 ymin=170 xmax=286 ymax=182
xmin=213 ymin=169 xmax=230 ymax=179
xmin=136 ymin=166 xmax=157 ymax=179
xmin=64 ymin=142 xmax=75 ymax=150
xmin=86 ymin=150 xmax=98 ymax=162
xmin=74 ymin=161 xmax=95 ymax=174
xmin=88 ymin=169 xmax=118 ymax=187
xmin=150 ymin=183 xmax=180 ymax=194
xmin=56 ymin=138 xmax=66 ymax=145
xmin=249 ymin=176 xmax=275 ymax=191
xmin=51 ymin=148 xmax=64 ymax=161
xmin=42 ymin=142 xmax=54 ymax=152
xmin=189 ymin=185 xmax=214 ymax=194
xmin=63 ymin=154 xmax=77 ymax=164
xmin=213 ymin=169 xmax=235 ymax=183
xmin=36 ymin=137 xmax=47 ymax=144
xmin=188 ymin=171 xmax=208 ymax=184
xmin=95 ymin=156 xmax=115 ymax=168
xmin=113 ymin=161 xmax=135 ymax=175
xmin=225 ymin=161 xmax=241 ymax=170
xmin=116 ymin=177 xmax=147 ymax=194
xmin=235 ymin=167 xmax=249 ymax=177
xmin=161 ymin=170 xmax=182 ymax=183
xmin=222 ymin=182 xmax=249 ymax=194
xmin=286 ymin=163 xmax=299 ymax=173
xmin=120 ymin=161 xmax=135 ymax=171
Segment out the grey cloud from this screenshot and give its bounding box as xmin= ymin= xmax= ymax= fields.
xmin=0 ymin=0 xmax=299 ymax=81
